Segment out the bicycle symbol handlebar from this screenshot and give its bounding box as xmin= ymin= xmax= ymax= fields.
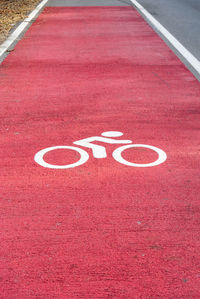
xmin=34 ymin=131 xmax=167 ymax=169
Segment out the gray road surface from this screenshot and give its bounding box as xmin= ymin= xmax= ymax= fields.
xmin=134 ymin=0 xmax=200 ymax=79
xmin=134 ymin=0 xmax=200 ymax=61
xmin=47 ymin=0 xmax=132 ymax=6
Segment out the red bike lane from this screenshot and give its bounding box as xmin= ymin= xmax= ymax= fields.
xmin=0 ymin=6 xmax=200 ymax=298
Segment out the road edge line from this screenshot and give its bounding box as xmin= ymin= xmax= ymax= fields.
xmin=130 ymin=0 xmax=200 ymax=76
xmin=0 ymin=0 xmax=48 ymax=61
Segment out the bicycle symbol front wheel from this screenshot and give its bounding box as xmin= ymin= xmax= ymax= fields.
xmin=112 ymin=144 xmax=167 ymax=167
xmin=34 ymin=146 xmax=89 ymax=169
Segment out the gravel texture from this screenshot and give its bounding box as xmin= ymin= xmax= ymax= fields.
xmin=0 ymin=0 xmax=41 ymax=43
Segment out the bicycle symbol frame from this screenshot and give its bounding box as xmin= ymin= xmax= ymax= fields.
xmin=34 ymin=131 xmax=167 ymax=169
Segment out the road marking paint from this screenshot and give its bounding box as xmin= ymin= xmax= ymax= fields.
xmin=34 ymin=146 xmax=89 ymax=169
xmin=74 ymin=132 xmax=132 ymax=159
xmin=101 ymin=131 xmax=124 ymax=137
xmin=113 ymin=144 xmax=167 ymax=167
xmin=130 ymin=0 xmax=200 ymax=75
xmin=0 ymin=0 xmax=48 ymax=60
xmin=34 ymin=132 xmax=167 ymax=169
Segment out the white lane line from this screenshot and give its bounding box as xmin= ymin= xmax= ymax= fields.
xmin=130 ymin=0 xmax=200 ymax=75
xmin=0 ymin=0 xmax=48 ymax=60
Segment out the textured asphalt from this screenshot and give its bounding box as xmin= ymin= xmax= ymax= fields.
xmin=1 ymin=1 xmax=200 ymax=297
xmin=47 ymin=0 xmax=200 ymax=80
xmin=1 ymin=5 xmax=200 ymax=297
xmin=1 ymin=0 xmax=200 ymax=80
xmin=48 ymin=0 xmax=200 ymax=60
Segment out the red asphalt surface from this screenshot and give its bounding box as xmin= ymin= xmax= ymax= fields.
xmin=0 ymin=6 xmax=200 ymax=298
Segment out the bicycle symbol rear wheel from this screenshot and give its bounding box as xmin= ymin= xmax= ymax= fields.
xmin=112 ymin=144 xmax=167 ymax=167
xmin=34 ymin=146 xmax=89 ymax=169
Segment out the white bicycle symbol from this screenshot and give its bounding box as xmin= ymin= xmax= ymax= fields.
xmin=34 ymin=131 xmax=167 ymax=169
